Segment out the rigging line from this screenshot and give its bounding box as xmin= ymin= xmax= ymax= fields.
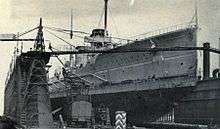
xmin=72 ymin=30 xmax=90 ymax=35
xmin=16 ymin=27 xmax=39 ymax=38
xmin=50 ymin=46 xmax=60 ymax=51
xmin=49 ymin=46 xmax=65 ymax=66
xmin=44 ymin=26 xmax=90 ymax=35
xmin=46 ymin=25 xmax=131 ymax=44
xmin=98 ymin=6 xmax=105 ymax=28
xmin=46 ymin=27 xmax=63 ymax=34
xmin=45 ymin=27 xmax=89 ymax=40
xmin=69 ymin=32 xmax=87 ymax=39
xmin=54 ymin=54 xmax=65 ymax=67
xmin=46 ymin=28 xmax=70 ymax=35
xmin=44 ymin=26 xmax=69 ymax=32
xmin=46 ymin=25 xmax=133 ymax=42
xmin=109 ymin=7 xmax=120 ymax=38
xmin=45 ymin=27 xmax=91 ymax=42
xmin=45 ymin=29 xmax=75 ymax=47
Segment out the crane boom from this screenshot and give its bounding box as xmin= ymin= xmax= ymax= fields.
xmin=0 ymin=39 xmax=36 ymax=41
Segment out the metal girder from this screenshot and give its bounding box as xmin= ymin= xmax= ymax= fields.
xmin=23 ymin=59 xmax=53 ymax=128
xmin=48 ymin=46 xmax=220 ymax=55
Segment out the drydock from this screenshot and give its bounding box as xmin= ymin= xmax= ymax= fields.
xmin=1 ymin=0 xmax=220 ymax=129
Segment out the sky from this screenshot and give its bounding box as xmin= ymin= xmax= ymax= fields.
xmin=0 ymin=0 xmax=220 ymax=115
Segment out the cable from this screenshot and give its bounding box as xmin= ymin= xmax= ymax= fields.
xmin=45 ymin=29 xmax=75 ymax=47
xmin=49 ymin=46 xmax=60 ymax=51
xmin=109 ymin=7 xmax=120 ymax=38
xmin=98 ymin=7 xmax=105 ymax=28
xmin=45 ymin=27 xmax=87 ymax=40
xmin=49 ymin=45 xmax=65 ymax=66
xmin=16 ymin=26 xmax=39 ymax=38
xmin=45 ymin=25 xmax=134 ymax=44
xmin=45 ymin=25 xmax=133 ymax=46
xmin=44 ymin=26 xmax=90 ymax=35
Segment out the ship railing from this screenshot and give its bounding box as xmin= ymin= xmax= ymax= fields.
xmin=110 ymin=37 xmax=134 ymax=46
xmin=53 ymin=44 xmax=76 ymax=51
xmin=125 ymin=22 xmax=196 ymax=43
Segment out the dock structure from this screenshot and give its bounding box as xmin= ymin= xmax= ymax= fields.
xmin=2 ymin=17 xmax=220 ymax=128
xmin=49 ymin=44 xmax=220 ymax=126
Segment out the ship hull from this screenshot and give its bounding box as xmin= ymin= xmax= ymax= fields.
xmin=75 ymin=28 xmax=197 ymax=85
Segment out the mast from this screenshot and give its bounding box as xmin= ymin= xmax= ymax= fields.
xmin=70 ymin=9 xmax=73 ymax=39
xmin=104 ymin=0 xmax=108 ymax=35
xmin=34 ymin=18 xmax=45 ymax=51
xmin=219 ymin=38 xmax=220 ymax=69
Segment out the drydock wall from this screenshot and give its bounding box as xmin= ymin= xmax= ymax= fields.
xmin=175 ymin=78 xmax=220 ymax=125
xmin=50 ymin=78 xmax=220 ymax=126
xmin=4 ymin=59 xmax=20 ymax=122
xmin=4 ymin=52 xmax=53 ymax=128
xmin=90 ymin=86 xmax=194 ymax=125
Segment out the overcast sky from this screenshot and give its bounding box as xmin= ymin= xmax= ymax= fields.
xmin=0 ymin=0 xmax=219 ymax=114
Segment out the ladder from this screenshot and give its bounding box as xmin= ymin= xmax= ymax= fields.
xmin=19 ymin=70 xmax=27 ymax=126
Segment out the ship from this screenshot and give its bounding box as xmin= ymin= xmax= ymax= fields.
xmin=2 ymin=0 xmax=220 ymax=129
